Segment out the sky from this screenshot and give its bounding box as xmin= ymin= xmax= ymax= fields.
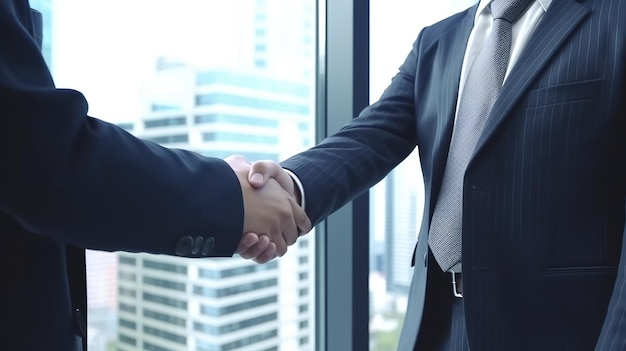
xmin=50 ymin=0 xmax=259 ymax=122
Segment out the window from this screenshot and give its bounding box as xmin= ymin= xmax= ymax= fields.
xmin=118 ymin=318 xmax=136 ymax=330
xmin=194 ymin=278 xmax=277 ymax=298
xmin=195 ymin=93 xmax=309 ymax=114
xmin=202 ymin=132 xmax=278 ymax=144
xmin=143 ymin=292 xmax=187 ymax=309
xmin=143 ymin=276 xmax=186 ymax=291
xmin=198 ymin=261 xmax=278 ymax=279
xmin=143 ymin=326 xmax=186 ymax=344
xmin=201 ymin=295 xmax=278 ymax=317
xmin=193 ymin=312 xmax=278 ymax=335
xmin=144 ymin=134 xmax=189 ymax=144
xmin=118 ymin=287 xmax=135 ymax=298
xmin=143 ymin=309 xmax=186 ymax=327
xmin=195 ymin=114 xmax=278 ymax=127
xmin=368 ymin=1 xmax=477 ymax=350
xmin=143 ymin=259 xmax=187 ymax=274
xmin=144 ymin=116 xmax=186 ymax=128
xmin=118 ymin=333 xmax=136 ymax=346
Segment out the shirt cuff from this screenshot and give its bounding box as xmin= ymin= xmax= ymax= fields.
xmin=283 ymin=169 xmax=305 ymax=211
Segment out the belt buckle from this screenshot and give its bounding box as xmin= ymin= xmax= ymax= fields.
xmin=451 ymin=272 xmax=463 ymax=298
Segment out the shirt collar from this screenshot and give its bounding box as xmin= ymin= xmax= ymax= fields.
xmin=475 ymin=0 xmax=552 ymax=22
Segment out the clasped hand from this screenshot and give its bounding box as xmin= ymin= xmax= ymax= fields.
xmin=225 ymin=155 xmax=311 ymax=263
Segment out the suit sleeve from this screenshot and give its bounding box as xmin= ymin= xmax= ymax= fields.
xmin=594 ymin=48 xmax=626 ymax=349
xmin=281 ymin=33 xmax=423 ymax=225
xmin=0 ymin=2 xmax=244 ymax=256
xmin=595 ymin=197 xmax=626 ymax=350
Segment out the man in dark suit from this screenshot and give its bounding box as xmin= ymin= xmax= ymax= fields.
xmin=244 ymin=0 xmax=626 ymax=349
xmin=0 ymin=2 xmax=311 ymax=350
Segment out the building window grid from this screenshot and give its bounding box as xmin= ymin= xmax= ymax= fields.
xmin=194 ymin=113 xmax=278 ymax=127
xmin=119 ymin=303 xmax=137 ymax=314
xmin=193 ymin=312 xmax=278 ymax=336
xmin=143 ymin=260 xmax=188 ymax=274
xmin=118 ymin=333 xmax=137 ymax=346
xmin=119 ymin=318 xmax=136 ymax=330
xmin=143 ymin=341 xmax=173 ymax=351
xmin=198 ymin=261 xmax=277 ymax=279
xmin=144 ymin=134 xmax=189 ymax=145
xmin=200 ymin=295 xmax=278 ymax=317
xmin=202 ymin=131 xmax=278 ymax=144
xmin=143 ymin=309 xmax=187 ymax=327
xmin=144 ymin=116 xmax=187 ymax=128
xmin=196 ymin=329 xmax=278 ymax=351
xmin=142 ymin=292 xmax=188 ymax=310
xmin=118 ymin=256 xmax=136 ymax=265
xmin=143 ymin=325 xmax=187 ymax=345
xmin=195 ymin=93 xmax=309 ymax=115
xmin=194 ymin=278 xmax=277 ymax=298
xmin=195 ymin=72 xmax=309 ymax=97
xmin=143 ymin=276 xmax=187 ymax=292
xmin=118 ymin=286 xmax=136 ymax=298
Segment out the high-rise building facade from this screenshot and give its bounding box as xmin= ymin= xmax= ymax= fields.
xmin=115 ymin=62 xmax=315 ymax=351
xmin=108 ymin=0 xmax=316 ymax=348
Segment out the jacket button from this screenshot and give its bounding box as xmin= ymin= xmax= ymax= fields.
xmin=175 ymin=236 xmax=194 ymax=255
xmin=201 ymin=237 xmax=215 ymax=256
xmin=191 ymin=236 xmax=204 ymax=255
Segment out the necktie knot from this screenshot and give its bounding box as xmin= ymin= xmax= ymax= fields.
xmin=491 ymin=0 xmax=533 ymax=23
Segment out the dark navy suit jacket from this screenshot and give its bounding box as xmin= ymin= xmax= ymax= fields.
xmin=1 ymin=1 xmax=245 ymax=350
xmin=282 ymin=0 xmax=626 ymax=349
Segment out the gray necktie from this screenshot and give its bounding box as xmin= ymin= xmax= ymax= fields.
xmin=428 ymin=0 xmax=533 ymax=272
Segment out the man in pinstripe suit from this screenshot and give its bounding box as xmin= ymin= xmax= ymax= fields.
xmin=242 ymin=0 xmax=626 ymax=349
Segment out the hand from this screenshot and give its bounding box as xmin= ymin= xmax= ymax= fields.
xmin=226 ymin=155 xmax=311 ymax=258
xmin=239 ymin=159 xmax=313 ymax=262
xmin=248 ymin=160 xmax=304 ymax=221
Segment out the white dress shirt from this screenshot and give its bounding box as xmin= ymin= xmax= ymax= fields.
xmin=291 ymin=0 xmax=553 ymax=238
xmin=457 ymin=0 xmax=552 ymax=108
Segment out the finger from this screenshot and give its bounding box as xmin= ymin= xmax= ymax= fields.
xmin=282 ymin=206 xmax=300 ymax=247
xmin=236 ymin=232 xmax=259 ymax=254
xmin=290 ymin=196 xmax=312 ymax=235
xmin=273 ymin=231 xmax=288 ymax=257
xmin=253 ymin=242 xmax=277 ymax=264
xmin=283 ymin=197 xmax=304 ymax=245
xmin=240 ymin=235 xmax=271 ymax=260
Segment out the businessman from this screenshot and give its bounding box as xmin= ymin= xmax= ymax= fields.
xmin=245 ymin=0 xmax=626 ymax=349
xmin=0 ymin=2 xmax=310 ymax=350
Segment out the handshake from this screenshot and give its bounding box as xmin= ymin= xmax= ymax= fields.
xmin=225 ymin=155 xmax=312 ymax=264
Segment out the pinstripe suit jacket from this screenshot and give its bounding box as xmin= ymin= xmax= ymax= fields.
xmin=282 ymin=0 xmax=626 ymax=349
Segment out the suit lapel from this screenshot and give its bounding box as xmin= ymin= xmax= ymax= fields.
xmin=428 ymin=6 xmax=477 ymax=214
xmin=397 ymin=7 xmax=478 ymax=350
xmin=472 ymin=0 xmax=590 ymax=159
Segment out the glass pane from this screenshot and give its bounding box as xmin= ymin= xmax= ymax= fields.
xmin=368 ymin=1 xmax=477 ymax=350
xmin=38 ymin=0 xmax=317 ymax=350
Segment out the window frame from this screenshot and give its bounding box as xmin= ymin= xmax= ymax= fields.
xmin=316 ymin=0 xmax=371 ymax=350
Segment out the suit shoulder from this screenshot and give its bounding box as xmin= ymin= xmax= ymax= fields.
xmin=418 ymin=7 xmax=474 ymax=45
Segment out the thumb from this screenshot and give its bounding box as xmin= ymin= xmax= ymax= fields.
xmin=248 ymin=160 xmax=289 ymax=189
